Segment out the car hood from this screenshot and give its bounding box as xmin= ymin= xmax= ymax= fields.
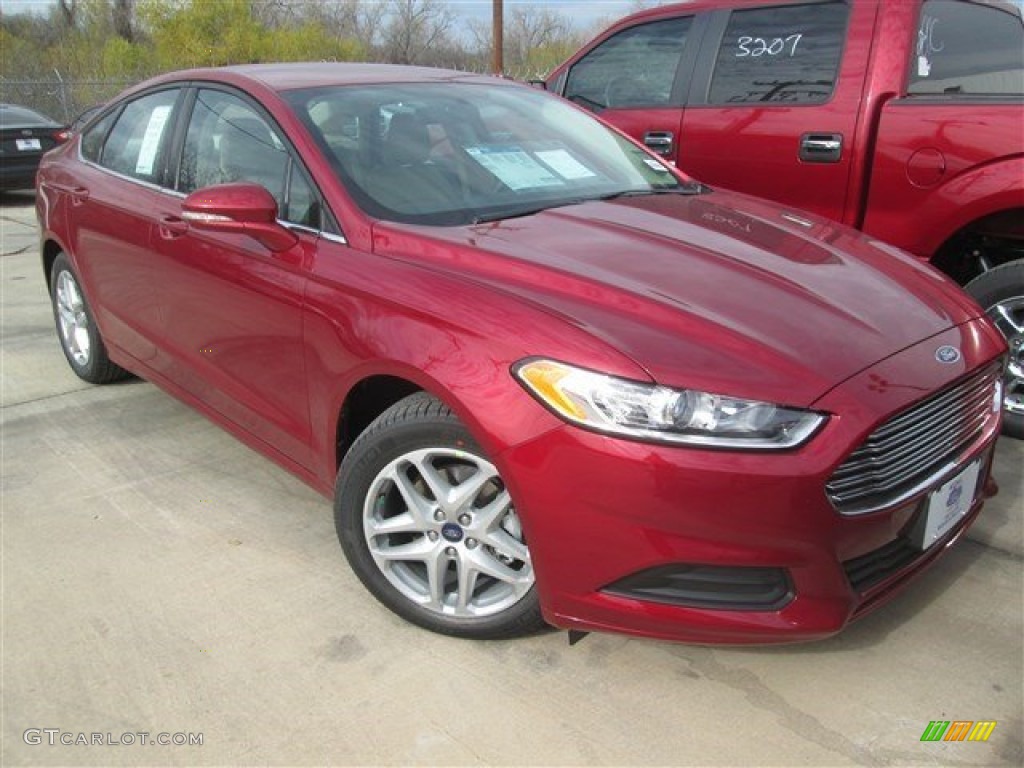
xmin=371 ymin=190 xmax=982 ymax=407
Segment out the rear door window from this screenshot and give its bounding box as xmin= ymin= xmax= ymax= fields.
xmin=564 ymin=17 xmax=693 ymax=111
xmin=908 ymin=0 xmax=1024 ymax=96
xmin=708 ymin=1 xmax=849 ymax=104
xmin=98 ymin=89 xmax=180 ymax=183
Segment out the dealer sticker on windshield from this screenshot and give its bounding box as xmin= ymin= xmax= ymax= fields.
xmin=914 ymin=460 xmax=981 ymax=550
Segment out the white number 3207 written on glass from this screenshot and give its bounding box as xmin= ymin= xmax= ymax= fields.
xmin=736 ymin=34 xmax=803 ymax=57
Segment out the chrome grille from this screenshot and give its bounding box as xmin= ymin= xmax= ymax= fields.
xmin=827 ymin=363 xmax=1000 ymax=515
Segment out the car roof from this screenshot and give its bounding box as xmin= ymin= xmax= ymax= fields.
xmin=145 ymin=62 xmax=505 ymax=93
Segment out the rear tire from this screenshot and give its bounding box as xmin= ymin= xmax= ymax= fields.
xmin=50 ymin=252 xmax=130 ymax=384
xmin=966 ymin=260 xmax=1024 ymax=439
xmin=335 ymin=392 xmax=545 ymax=639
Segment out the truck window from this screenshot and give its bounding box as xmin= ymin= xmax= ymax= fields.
xmin=564 ymin=17 xmax=692 ymax=111
xmin=707 ymin=1 xmax=849 ymax=104
xmin=908 ymin=0 xmax=1024 ymax=97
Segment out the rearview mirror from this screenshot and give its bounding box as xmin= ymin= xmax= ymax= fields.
xmin=527 ymin=79 xmax=548 ymax=90
xmin=182 ymin=183 xmax=298 ymax=252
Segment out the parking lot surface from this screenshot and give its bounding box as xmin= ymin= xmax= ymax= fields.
xmin=2 ymin=190 xmax=1022 ymax=766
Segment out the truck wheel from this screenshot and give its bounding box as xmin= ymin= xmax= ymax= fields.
xmin=966 ymin=261 xmax=1024 ymax=439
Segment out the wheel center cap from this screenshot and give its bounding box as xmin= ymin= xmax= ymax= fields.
xmin=440 ymin=522 xmax=464 ymax=543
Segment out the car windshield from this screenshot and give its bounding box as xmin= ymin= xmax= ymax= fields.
xmin=285 ymin=81 xmax=696 ymax=226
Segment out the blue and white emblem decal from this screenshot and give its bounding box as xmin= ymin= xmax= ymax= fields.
xmin=935 ymin=345 xmax=961 ymax=364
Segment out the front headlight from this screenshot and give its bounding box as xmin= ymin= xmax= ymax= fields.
xmin=513 ymin=358 xmax=826 ymax=450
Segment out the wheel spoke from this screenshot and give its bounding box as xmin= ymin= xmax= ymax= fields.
xmin=991 ymin=303 xmax=1024 ymax=336
xmin=366 ymin=510 xmax=420 ymax=536
xmin=483 ymin=528 xmax=531 ymax=565
xmin=464 ymin=546 xmax=526 ymax=585
xmin=443 ymin=467 xmax=492 ymax=513
xmin=473 ymin=488 xmax=512 ymax=529
xmin=454 ymin=560 xmax=479 ymax=612
xmin=426 ymin=547 xmax=450 ymax=607
xmin=370 ymin=536 xmax=433 ymax=562
xmin=386 ymin=465 xmax=435 ymax=524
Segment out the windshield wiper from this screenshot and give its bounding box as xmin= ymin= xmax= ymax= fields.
xmin=596 ymin=182 xmax=708 ymax=201
xmin=470 ymin=183 xmax=708 ymax=224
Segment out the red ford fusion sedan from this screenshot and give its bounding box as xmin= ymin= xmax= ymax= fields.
xmin=36 ymin=64 xmax=1006 ymax=644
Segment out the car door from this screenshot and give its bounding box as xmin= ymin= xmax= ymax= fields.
xmin=62 ymin=88 xmax=183 ymax=363
xmin=149 ymin=87 xmax=322 ymax=468
xmin=679 ymin=0 xmax=873 ymax=222
xmin=554 ymin=12 xmax=703 ymax=163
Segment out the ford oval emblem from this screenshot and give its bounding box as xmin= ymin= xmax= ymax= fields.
xmin=935 ymin=346 xmax=961 ymax=364
xmin=440 ymin=522 xmax=463 ymax=543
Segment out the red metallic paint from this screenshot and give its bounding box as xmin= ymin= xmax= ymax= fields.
xmin=36 ymin=63 xmax=1007 ymax=643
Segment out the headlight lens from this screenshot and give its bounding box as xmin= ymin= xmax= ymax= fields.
xmin=513 ymin=358 xmax=826 ymax=450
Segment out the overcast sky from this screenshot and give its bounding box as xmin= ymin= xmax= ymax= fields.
xmin=2 ymin=0 xmax=668 ymax=32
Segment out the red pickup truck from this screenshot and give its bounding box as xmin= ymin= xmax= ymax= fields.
xmin=546 ymin=0 xmax=1024 ymax=436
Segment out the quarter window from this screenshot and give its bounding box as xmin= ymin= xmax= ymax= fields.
xmin=708 ymin=2 xmax=849 ymax=104
xmin=908 ymin=0 xmax=1024 ymax=97
xmin=98 ymin=90 xmax=179 ymax=182
xmin=80 ymin=110 xmax=117 ymax=164
xmin=564 ymin=17 xmax=692 ymax=111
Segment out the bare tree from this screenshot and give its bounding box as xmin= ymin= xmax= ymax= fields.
xmin=112 ymin=0 xmax=134 ymax=42
xmin=302 ymin=0 xmax=388 ymax=47
xmin=382 ymin=0 xmax=456 ymax=65
xmin=57 ymin=0 xmax=77 ymax=28
xmin=468 ymin=4 xmax=578 ymax=68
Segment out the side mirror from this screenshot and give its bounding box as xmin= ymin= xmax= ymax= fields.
xmin=182 ymin=183 xmax=298 ymax=253
xmin=527 ymin=79 xmax=548 ymax=90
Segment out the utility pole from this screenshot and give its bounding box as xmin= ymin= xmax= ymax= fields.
xmin=492 ymin=0 xmax=504 ymax=75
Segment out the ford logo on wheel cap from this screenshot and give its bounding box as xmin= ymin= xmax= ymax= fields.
xmin=935 ymin=345 xmax=961 ymax=364
xmin=441 ymin=522 xmax=464 ymax=543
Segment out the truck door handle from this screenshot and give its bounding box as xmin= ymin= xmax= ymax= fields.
xmin=643 ymin=131 xmax=675 ymax=157
xmin=799 ymin=133 xmax=843 ymax=163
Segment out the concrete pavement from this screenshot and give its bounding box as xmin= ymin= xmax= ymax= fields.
xmin=2 ymin=190 xmax=1022 ymax=766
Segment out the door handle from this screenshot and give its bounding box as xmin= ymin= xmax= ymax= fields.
xmin=643 ymin=131 xmax=675 ymax=157
xmin=158 ymin=215 xmax=189 ymax=239
xmin=48 ymin=183 xmax=90 ymax=205
xmin=799 ymin=133 xmax=843 ymax=163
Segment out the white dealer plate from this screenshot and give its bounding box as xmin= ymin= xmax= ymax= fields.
xmin=914 ymin=460 xmax=981 ymax=550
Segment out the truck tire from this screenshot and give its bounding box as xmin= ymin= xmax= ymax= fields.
xmin=966 ymin=260 xmax=1024 ymax=439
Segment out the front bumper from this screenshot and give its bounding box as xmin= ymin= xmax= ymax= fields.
xmin=499 ymin=320 xmax=1005 ymax=643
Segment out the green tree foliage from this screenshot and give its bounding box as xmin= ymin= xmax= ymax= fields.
xmin=0 ymin=0 xmax=592 ymax=86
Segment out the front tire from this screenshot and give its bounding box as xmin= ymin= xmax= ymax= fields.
xmin=335 ymin=393 xmax=544 ymax=639
xmin=966 ymin=260 xmax=1024 ymax=439
xmin=49 ymin=253 xmax=130 ymax=384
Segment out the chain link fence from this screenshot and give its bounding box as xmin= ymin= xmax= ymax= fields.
xmin=1 ymin=76 xmax=142 ymax=123
xmin=0 ymin=65 xmax=547 ymax=126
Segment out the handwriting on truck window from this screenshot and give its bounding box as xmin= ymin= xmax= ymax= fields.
xmin=917 ymin=15 xmax=945 ymax=56
xmin=736 ymin=34 xmax=803 ymax=58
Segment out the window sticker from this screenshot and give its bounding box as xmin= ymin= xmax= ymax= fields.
xmin=465 ymin=146 xmax=564 ymax=190
xmin=534 ymin=149 xmax=598 ymax=180
xmin=642 ymin=156 xmax=672 ymax=173
xmin=135 ymin=104 xmax=172 ymax=176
